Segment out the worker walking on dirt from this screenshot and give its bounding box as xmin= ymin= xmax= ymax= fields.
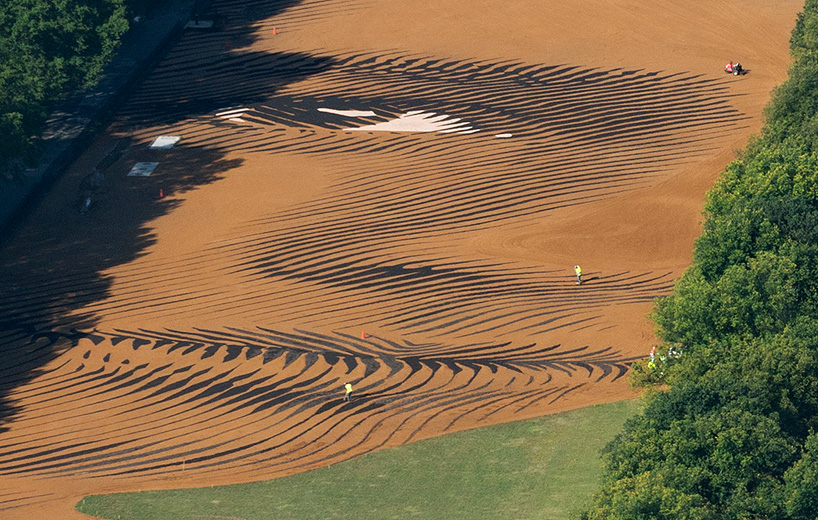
xmin=344 ymin=382 xmax=353 ymax=402
xmin=574 ymin=265 xmax=582 ymax=285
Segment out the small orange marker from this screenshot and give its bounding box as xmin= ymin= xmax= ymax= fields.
xmin=361 ymin=330 xmax=366 ymax=339
xmin=159 ymin=189 xmax=164 ymax=198
xmin=273 ymin=27 xmax=277 ymax=35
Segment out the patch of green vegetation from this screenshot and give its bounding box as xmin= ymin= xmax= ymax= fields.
xmin=77 ymin=399 xmax=639 ymax=520
xmin=581 ymin=2 xmax=818 ymax=518
xmin=0 ymin=0 xmax=129 ymax=176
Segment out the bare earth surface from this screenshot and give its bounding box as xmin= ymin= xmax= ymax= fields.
xmin=0 ymin=0 xmax=801 ymax=518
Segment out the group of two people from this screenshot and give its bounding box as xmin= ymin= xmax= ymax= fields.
xmin=725 ymin=61 xmax=744 ymax=75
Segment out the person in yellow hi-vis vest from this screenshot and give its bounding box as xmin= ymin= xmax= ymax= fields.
xmin=344 ymin=382 xmax=353 ymax=402
xmin=574 ymin=265 xmax=582 ymax=285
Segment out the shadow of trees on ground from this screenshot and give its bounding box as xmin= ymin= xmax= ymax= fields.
xmin=0 ymin=0 xmax=329 ymax=432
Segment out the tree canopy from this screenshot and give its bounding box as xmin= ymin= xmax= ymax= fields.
xmin=582 ymin=1 xmax=818 ymax=518
xmin=0 ymin=0 xmax=128 ymax=176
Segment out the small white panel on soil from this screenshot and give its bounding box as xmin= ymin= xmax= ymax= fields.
xmin=127 ymin=162 xmax=159 ymax=177
xmin=149 ymin=136 xmax=181 ymax=149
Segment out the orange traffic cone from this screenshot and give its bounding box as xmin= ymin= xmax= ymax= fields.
xmin=159 ymin=189 xmax=164 ymax=198
xmin=273 ymin=27 xmax=277 ymax=35
xmin=361 ymin=330 xmax=366 ymax=339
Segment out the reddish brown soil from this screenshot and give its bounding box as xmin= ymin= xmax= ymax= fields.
xmin=0 ymin=0 xmax=801 ymax=518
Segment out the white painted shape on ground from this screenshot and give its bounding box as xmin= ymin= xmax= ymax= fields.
xmin=318 ymin=108 xmax=378 ymax=117
xmin=215 ymin=108 xmax=250 ymax=117
xmin=149 ymin=136 xmax=181 ymax=149
xmin=228 ymin=118 xmax=246 ymax=122
xmin=345 ymin=111 xmax=474 ymax=133
xmin=440 ymin=125 xmax=481 ymax=134
xmin=127 ymin=162 xmax=159 ymax=177
xmin=495 ymin=133 xmax=513 ymax=138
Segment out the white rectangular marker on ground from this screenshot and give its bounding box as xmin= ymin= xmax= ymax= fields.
xmin=149 ymin=136 xmax=181 ymax=149
xmin=127 ymin=162 xmax=159 ymax=177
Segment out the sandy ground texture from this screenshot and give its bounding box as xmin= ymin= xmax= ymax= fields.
xmin=0 ymin=0 xmax=802 ymax=518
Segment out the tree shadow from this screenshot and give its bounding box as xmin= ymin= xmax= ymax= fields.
xmin=0 ymin=146 xmax=242 ymax=432
xmin=0 ymin=0 xmax=333 ymax=432
xmin=118 ymin=50 xmax=335 ymax=127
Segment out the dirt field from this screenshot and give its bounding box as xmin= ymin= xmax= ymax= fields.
xmin=0 ymin=0 xmax=802 ymax=518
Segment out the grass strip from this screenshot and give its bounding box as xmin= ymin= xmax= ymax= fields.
xmin=78 ymin=399 xmax=639 ymax=520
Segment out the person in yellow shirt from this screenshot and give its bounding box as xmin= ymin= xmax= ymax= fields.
xmin=344 ymin=382 xmax=353 ymax=402
xmin=574 ymin=265 xmax=582 ymax=285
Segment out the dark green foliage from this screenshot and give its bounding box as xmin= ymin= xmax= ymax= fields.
xmin=584 ymin=323 xmax=818 ymax=519
xmin=785 ymin=433 xmax=818 ymax=519
xmin=790 ymin=0 xmax=818 ymax=59
xmin=580 ymin=472 xmax=717 ymax=520
xmin=0 ymin=0 xmax=128 ymax=174
xmin=653 ymin=251 xmax=803 ymax=348
xmin=581 ymin=1 xmax=818 ymax=518
xmin=762 ymin=196 xmax=818 ymax=244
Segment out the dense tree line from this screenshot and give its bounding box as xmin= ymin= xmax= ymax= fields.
xmin=581 ymin=2 xmax=818 ymax=518
xmin=0 ymin=0 xmax=130 ymax=180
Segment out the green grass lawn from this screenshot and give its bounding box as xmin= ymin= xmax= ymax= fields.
xmin=77 ymin=399 xmax=639 ymax=520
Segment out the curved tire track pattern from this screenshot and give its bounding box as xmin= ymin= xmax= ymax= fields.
xmin=0 ymin=0 xmax=751 ymax=511
xmin=0 ymin=328 xmax=635 ymax=482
